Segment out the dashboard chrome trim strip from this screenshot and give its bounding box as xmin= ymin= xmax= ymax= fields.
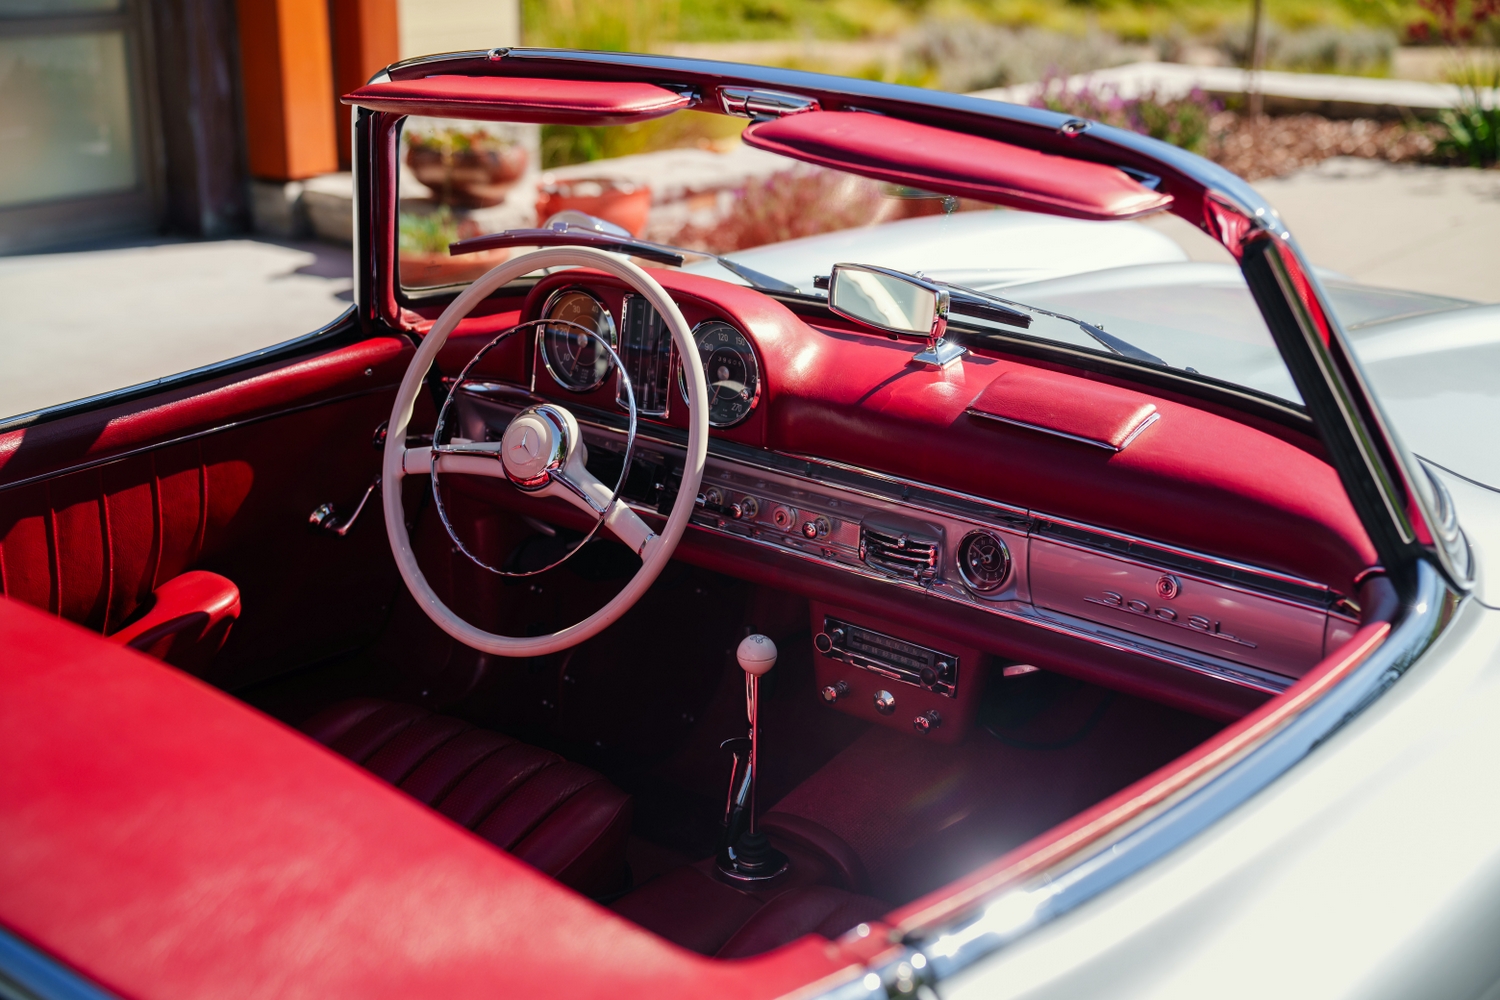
xmin=455 ymin=388 xmax=1329 ymax=690
xmin=677 ymin=488 xmax=1292 ymax=696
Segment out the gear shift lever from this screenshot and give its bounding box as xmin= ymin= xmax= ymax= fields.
xmin=717 ymin=634 xmax=789 ymax=883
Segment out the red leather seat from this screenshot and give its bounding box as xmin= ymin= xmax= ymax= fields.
xmin=301 ymin=698 xmax=631 ymax=898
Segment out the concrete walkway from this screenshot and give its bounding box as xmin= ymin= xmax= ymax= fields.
xmin=0 ymin=239 xmax=352 ymax=420
xmin=1140 ymin=158 xmax=1500 ymax=303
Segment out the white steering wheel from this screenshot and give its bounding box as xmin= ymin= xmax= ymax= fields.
xmin=381 ymin=246 xmax=709 ymax=656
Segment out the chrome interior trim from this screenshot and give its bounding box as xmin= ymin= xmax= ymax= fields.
xmin=1035 ymin=513 xmax=1336 ymax=607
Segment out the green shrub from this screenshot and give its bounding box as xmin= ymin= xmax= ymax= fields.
xmin=1436 ymin=67 xmax=1500 ymax=166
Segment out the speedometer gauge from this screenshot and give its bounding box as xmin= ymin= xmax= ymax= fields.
xmin=678 ymin=320 xmax=760 ymax=427
xmin=540 ymin=288 xmax=616 ymax=392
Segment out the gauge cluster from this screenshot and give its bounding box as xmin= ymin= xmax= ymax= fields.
xmin=536 ymin=283 xmax=762 ymax=429
xmin=678 ymin=320 xmax=760 ymax=428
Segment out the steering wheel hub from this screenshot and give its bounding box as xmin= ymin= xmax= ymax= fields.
xmin=501 ymin=404 xmax=573 ymax=489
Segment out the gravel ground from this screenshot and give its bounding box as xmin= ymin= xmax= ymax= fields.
xmin=1208 ymin=112 xmax=1446 ymax=180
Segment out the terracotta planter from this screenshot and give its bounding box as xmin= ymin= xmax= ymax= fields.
xmin=536 ymin=178 xmax=652 ymax=236
xmin=399 ymin=247 xmax=515 ymax=288
xmin=407 ymin=144 xmax=528 ymax=207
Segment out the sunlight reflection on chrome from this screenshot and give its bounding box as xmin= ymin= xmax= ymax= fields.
xmin=926 ymin=886 xmax=1055 ymax=964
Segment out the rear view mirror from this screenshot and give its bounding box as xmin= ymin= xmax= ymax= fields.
xmin=827 ymin=263 xmax=961 ymax=367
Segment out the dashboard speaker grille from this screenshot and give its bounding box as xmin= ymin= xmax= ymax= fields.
xmin=860 ymin=522 xmax=939 ymax=580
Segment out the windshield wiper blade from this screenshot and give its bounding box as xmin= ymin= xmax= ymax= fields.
xmin=949 ymin=284 xmax=1166 ymax=366
xmin=450 ymin=222 xmax=801 ymax=295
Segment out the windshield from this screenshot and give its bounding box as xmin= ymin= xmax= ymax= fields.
xmin=398 ymin=109 xmax=1309 ymax=401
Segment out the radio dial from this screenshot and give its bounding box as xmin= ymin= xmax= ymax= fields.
xmin=913 ymin=710 xmax=943 ymax=735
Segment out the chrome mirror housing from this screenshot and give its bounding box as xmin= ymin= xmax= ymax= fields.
xmin=827 ymin=263 xmax=961 ymax=367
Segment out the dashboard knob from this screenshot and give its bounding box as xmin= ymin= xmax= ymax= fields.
xmin=913 ymin=710 xmax=943 ymax=735
xmin=802 ymin=521 xmax=818 ymax=538
xmin=730 ymin=502 xmax=745 ymax=519
xmin=831 ymin=627 xmax=845 ymax=644
xmin=873 ymin=689 xmax=896 ymax=715
xmin=935 ymin=659 xmax=953 ymax=681
xmin=814 ymin=632 xmax=833 ymax=654
xmin=820 ymin=681 xmax=849 ymax=703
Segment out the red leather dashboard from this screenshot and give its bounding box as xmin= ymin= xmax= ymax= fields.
xmin=460 ymin=267 xmax=1373 ymax=593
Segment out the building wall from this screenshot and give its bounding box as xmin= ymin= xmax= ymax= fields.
xmin=398 ymin=0 xmax=520 ymax=60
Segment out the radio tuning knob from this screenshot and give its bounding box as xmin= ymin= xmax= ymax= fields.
xmin=814 ymin=632 xmax=833 ymax=653
xmin=831 ymin=627 xmax=845 ymax=644
xmin=913 ymin=710 xmax=943 ymax=735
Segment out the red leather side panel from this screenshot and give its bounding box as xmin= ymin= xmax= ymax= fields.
xmin=742 ymin=111 xmax=1173 ymax=220
xmin=0 ymin=338 xmax=412 ymax=685
xmin=343 ymin=76 xmax=690 ymax=125
xmin=0 ymin=600 xmax=852 ymax=1000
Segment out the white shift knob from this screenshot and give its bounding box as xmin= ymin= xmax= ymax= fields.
xmin=737 ymin=634 xmax=778 ymax=676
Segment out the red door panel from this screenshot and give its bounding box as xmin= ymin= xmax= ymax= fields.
xmin=0 ymin=336 xmax=414 ymax=686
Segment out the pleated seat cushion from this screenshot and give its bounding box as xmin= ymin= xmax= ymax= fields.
xmin=301 ymin=698 xmax=631 ymax=898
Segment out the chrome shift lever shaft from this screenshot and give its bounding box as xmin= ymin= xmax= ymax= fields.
xmin=716 ymin=634 xmax=789 ymax=883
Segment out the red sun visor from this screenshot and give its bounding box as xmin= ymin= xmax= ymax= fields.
xmin=742 ymin=111 xmax=1172 ymax=221
xmin=342 ymin=75 xmax=690 ymax=125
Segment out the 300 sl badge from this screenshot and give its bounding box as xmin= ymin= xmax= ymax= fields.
xmin=1086 ymin=590 xmax=1258 ymax=648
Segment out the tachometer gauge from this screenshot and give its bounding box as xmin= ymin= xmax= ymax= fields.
xmin=540 ymin=288 xmax=616 ymax=392
xmin=678 ymin=320 xmax=760 ymax=427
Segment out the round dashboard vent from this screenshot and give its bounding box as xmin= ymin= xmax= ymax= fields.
xmin=957 ymin=531 xmax=1011 ymax=594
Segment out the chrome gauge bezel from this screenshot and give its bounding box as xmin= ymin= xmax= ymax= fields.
xmin=956 ymin=529 xmax=1012 ymax=596
xmin=677 ymin=318 xmax=762 ymax=428
xmin=539 ymin=286 xmax=617 ymax=393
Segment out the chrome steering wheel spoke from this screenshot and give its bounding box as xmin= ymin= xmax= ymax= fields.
xmin=418 ymin=317 xmax=645 ymax=576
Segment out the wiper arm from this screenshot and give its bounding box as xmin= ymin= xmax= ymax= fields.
xmin=948 ymin=283 xmax=1166 ymax=366
xmin=449 ymin=221 xmax=801 ymax=295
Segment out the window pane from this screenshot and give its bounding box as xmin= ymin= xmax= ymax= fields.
xmin=0 ymin=30 xmax=136 ymax=208
xmin=0 ymin=0 xmax=121 ymax=15
xmin=0 ymin=239 xmax=353 ymax=420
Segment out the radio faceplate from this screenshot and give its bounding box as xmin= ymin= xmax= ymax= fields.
xmin=815 ymin=616 xmax=959 ymax=698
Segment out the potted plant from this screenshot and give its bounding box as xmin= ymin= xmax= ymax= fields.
xmin=406 ymin=128 xmax=529 ymax=207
